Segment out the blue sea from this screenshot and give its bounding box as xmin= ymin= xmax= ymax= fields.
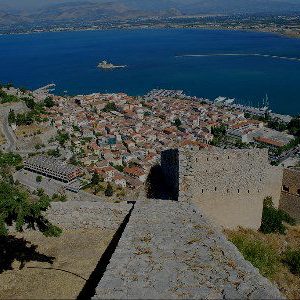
xmin=0 ymin=28 xmax=300 ymax=115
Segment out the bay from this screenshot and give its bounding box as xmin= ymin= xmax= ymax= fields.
xmin=0 ymin=28 xmax=300 ymax=115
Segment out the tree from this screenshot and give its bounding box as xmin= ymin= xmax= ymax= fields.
xmin=22 ymin=97 xmax=35 ymax=110
xmin=105 ymin=183 xmax=114 ymax=197
xmin=287 ymin=116 xmax=300 ymax=137
xmin=47 ymin=148 xmax=60 ymax=158
xmin=36 ymin=176 xmax=42 ymax=183
xmin=260 ymin=197 xmax=295 ymax=235
xmin=174 ymin=118 xmax=182 ymax=128
xmin=211 ymin=125 xmax=226 ymax=137
xmin=102 ymin=102 xmax=117 ymax=112
xmin=91 ymin=173 xmax=100 ymax=186
xmin=56 ymin=131 xmax=70 ymax=147
xmin=0 ymin=181 xmax=61 ymax=237
xmin=44 ymin=96 xmax=55 ymax=108
xmin=8 ymin=110 xmax=16 ymax=125
xmin=0 ymin=152 xmax=61 ymax=237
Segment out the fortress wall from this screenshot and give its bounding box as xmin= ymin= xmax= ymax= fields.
xmin=93 ymin=200 xmax=283 ymax=300
xmin=280 ymin=168 xmax=300 ymax=222
xmin=161 ymin=148 xmax=283 ymax=229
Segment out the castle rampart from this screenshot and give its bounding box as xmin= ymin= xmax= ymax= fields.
xmin=280 ymin=167 xmax=300 ymax=222
xmin=161 ymin=148 xmax=283 ymax=229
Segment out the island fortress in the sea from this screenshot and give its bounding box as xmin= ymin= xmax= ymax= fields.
xmin=97 ymin=60 xmax=127 ymax=69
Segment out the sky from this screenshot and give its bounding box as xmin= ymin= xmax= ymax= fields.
xmin=1 ymin=0 xmax=300 ymax=13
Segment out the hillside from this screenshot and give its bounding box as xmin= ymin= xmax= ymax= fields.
xmin=1 ymin=0 xmax=300 ymax=25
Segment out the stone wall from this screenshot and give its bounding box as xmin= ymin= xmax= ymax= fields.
xmin=161 ymin=148 xmax=283 ymax=230
xmin=93 ymin=200 xmax=283 ymax=299
xmin=46 ymin=200 xmax=131 ymax=230
xmin=280 ymin=168 xmax=300 ymax=222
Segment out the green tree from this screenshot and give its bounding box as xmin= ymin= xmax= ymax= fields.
xmin=22 ymin=97 xmax=36 ymax=110
xmin=44 ymin=96 xmax=55 ymax=108
xmin=0 ymin=153 xmax=61 ymax=237
xmin=287 ymin=116 xmax=300 ymax=137
xmin=174 ymin=118 xmax=182 ymax=128
xmin=0 ymin=181 xmax=61 ymax=237
xmin=56 ymin=131 xmax=70 ymax=147
xmin=36 ymin=175 xmax=42 ymax=183
xmin=211 ymin=125 xmax=227 ymax=137
xmin=260 ymin=197 xmax=295 ymax=234
xmin=102 ymin=102 xmax=117 ymax=112
xmin=47 ymin=148 xmax=60 ymax=158
xmin=105 ymin=183 xmax=114 ymax=197
xmin=91 ymin=173 xmax=100 ymax=186
xmin=8 ymin=110 xmax=16 ymax=125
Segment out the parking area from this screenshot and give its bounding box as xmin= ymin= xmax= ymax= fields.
xmin=14 ymin=169 xmax=66 ymax=196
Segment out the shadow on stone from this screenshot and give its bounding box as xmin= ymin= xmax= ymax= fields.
xmin=77 ymin=202 xmax=136 ymax=300
xmin=0 ymin=235 xmax=55 ymax=274
xmin=146 ymin=164 xmax=175 ymax=200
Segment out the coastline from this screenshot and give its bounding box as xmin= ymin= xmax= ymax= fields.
xmin=0 ymin=24 xmax=299 ymax=40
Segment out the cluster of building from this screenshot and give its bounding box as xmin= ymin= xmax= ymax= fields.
xmin=227 ymin=119 xmax=294 ymax=148
xmin=24 ymin=156 xmax=83 ymax=183
xmin=36 ymin=89 xmax=295 ymax=191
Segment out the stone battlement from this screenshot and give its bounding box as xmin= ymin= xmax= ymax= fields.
xmin=161 ymin=148 xmax=283 ymax=229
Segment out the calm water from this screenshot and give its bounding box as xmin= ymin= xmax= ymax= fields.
xmin=0 ymin=29 xmax=300 ymax=115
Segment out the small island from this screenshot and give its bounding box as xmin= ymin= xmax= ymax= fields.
xmin=98 ymin=60 xmax=127 ymax=70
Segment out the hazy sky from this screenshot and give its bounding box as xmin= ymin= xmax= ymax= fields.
xmin=1 ymin=0 xmax=300 ymax=12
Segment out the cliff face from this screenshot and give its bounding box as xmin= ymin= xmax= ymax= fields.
xmin=93 ymin=200 xmax=283 ymax=299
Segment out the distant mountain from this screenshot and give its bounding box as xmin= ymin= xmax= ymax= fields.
xmin=1 ymin=0 xmax=300 ymax=25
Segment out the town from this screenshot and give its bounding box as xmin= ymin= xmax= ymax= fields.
xmin=0 ymin=83 xmax=299 ymax=201
xmin=1 ymin=14 xmax=300 ymax=39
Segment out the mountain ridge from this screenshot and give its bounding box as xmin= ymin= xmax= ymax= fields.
xmin=1 ymin=0 xmax=300 ymax=25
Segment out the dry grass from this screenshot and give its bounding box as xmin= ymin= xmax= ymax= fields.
xmin=15 ymin=124 xmax=46 ymax=138
xmin=225 ymin=225 xmax=300 ymax=299
xmin=0 ymin=228 xmax=114 ymax=299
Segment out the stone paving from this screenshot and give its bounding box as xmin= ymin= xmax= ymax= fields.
xmin=93 ymin=200 xmax=284 ymax=299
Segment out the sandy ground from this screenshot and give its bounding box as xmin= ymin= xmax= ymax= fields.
xmin=0 ymin=228 xmax=114 ymax=299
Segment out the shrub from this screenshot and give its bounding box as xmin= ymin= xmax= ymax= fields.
xmin=91 ymin=173 xmax=100 ymax=186
xmin=282 ymin=249 xmax=300 ymax=275
xmin=36 ymin=176 xmax=42 ymax=183
xmin=105 ymin=183 xmax=114 ymax=197
xmin=260 ymin=197 xmax=295 ymax=234
xmin=230 ymin=234 xmax=279 ymax=278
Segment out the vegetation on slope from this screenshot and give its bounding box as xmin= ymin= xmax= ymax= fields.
xmin=0 ymin=151 xmax=61 ymax=237
xmin=226 ymin=197 xmax=300 ymax=299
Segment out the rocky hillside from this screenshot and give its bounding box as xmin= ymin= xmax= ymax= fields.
xmin=1 ymin=0 xmax=300 ymax=25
